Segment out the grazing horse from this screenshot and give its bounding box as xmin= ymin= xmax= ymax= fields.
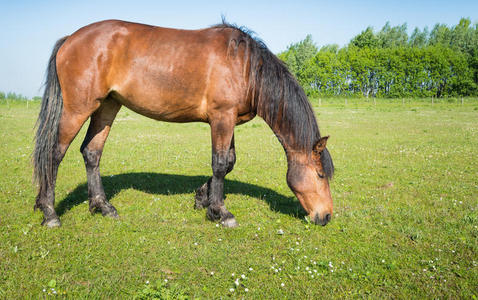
xmin=33 ymin=20 xmax=334 ymax=228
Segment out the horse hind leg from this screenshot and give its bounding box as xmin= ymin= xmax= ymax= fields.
xmin=195 ymin=135 xmax=236 ymax=209
xmin=35 ymin=109 xmax=92 ymax=227
xmin=80 ymin=97 xmax=121 ymax=217
xmin=34 ymin=147 xmax=64 ymax=227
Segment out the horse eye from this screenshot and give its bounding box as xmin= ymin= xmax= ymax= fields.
xmin=318 ymin=173 xmax=325 ymax=179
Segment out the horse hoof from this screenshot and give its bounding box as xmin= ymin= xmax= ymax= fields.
xmin=42 ymin=218 xmax=61 ymax=228
xmin=102 ymin=206 xmax=119 ymax=218
xmin=104 ymin=210 xmax=119 ymax=218
xmin=221 ymin=217 xmax=238 ymax=228
xmin=206 ymin=207 xmax=221 ymax=221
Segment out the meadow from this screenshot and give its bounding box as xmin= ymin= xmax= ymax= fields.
xmin=0 ymin=99 xmax=477 ymax=298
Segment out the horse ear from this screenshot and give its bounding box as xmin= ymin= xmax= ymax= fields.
xmin=313 ymin=136 xmax=329 ymax=154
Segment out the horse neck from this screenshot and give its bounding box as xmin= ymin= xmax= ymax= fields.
xmin=252 ymin=51 xmax=319 ymax=162
xmin=270 ymin=123 xmax=312 ymax=166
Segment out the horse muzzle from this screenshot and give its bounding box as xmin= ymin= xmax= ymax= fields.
xmin=313 ymin=212 xmax=331 ymax=226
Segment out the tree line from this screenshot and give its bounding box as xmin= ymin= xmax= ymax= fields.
xmin=0 ymin=92 xmax=29 ymax=101
xmin=278 ymin=18 xmax=478 ymax=98
xmin=0 ymin=91 xmax=42 ymax=102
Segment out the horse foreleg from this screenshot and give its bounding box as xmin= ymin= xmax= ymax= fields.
xmin=80 ymin=98 xmax=121 ymax=217
xmin=202 ymin=117 xmax=237 ymax=227
xmin=195 ymin=135 xmax=235 ymax=209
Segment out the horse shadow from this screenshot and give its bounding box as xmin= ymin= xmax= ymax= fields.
xmin=56 ymin=172 xmax=306 ymax=219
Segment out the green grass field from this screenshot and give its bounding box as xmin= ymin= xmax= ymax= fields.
xmin=1 ymin=99 xmax=477 ymax=298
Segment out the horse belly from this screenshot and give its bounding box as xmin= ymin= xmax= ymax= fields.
xmin=109 ymin=50 xmax=210 ymax=122
xmin=110 ymin=88 xmax=208 ymax=123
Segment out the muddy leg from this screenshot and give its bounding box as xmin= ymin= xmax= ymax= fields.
xmin=34 ymin=147 xmax=64 ymax=227
xmin=35 ymin=112 xmax=91 ymax=227
xmin=80 ymin=98 xmax=121 ymax=217
xmin=201 ymin=117 xmax=237 ymax=227
xmin=195 ymin=135 xmax=235 ymax=209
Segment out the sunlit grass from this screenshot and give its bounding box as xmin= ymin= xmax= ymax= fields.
xmin=0 ymin=99 xmax=477 ymax=298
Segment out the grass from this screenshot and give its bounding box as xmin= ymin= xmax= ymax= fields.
xmin=0 ymin=99 xmax=477 ymax=298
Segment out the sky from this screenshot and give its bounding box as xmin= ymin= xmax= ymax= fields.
xmin=1 ymin=0 xmax=477 ymax=98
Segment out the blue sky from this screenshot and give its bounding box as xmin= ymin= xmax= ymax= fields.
xmin=1 ymin=0 xmax=477 ymax=97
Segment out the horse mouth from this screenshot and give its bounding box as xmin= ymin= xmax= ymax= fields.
xmin=313 ymin=213 xmax=331 ymax=226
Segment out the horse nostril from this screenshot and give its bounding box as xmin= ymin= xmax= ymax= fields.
xmin=313 ymin=213 xmax=331 ymax=226
xmin=313 ymin=213 xmax=320 ymax=225
xmin=322 ymin=214 xmax=331 ymax=226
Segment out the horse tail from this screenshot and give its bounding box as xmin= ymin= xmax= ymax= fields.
xmin=33 ymin=36 xmax=68 ymax=203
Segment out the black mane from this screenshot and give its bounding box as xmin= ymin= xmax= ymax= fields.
xmin=211 ymin=20 xmax=334 ymax=178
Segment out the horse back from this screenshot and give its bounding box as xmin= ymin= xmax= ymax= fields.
xmin=56 ymin=20 xmax=254 ymax=123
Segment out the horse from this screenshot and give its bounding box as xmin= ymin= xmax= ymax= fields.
xmin=33 ymin=19 xmax=334 ymax=228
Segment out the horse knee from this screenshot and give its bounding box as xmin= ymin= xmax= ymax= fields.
xmin=81 ymin=148 xmax=101 ymax=169
xmin=212 ymin=152 xmax=229 ymax=177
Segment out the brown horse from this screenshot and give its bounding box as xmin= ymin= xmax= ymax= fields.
xmin=33 ymin=19 xmax=334 ymax=228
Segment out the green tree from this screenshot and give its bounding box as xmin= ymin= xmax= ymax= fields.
xmin=429 ymin=23 xmax=452 ymax=46
xmin=350 ymin=27 xmax=378 ymax=48
xmin=279 ymin=18 xmax=478 ymax=98
xmin=377 ymin=22 xmax=408 ymax=48
xmin=409 ymin=27 xmax=429 ymax=48
xmin=278 ymin=35 xmax=318 ymax=80
xmin=320 ymin=44 xmax=340 ymax=53
xmin=299 ymin=49 xmax=347 ymax=96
